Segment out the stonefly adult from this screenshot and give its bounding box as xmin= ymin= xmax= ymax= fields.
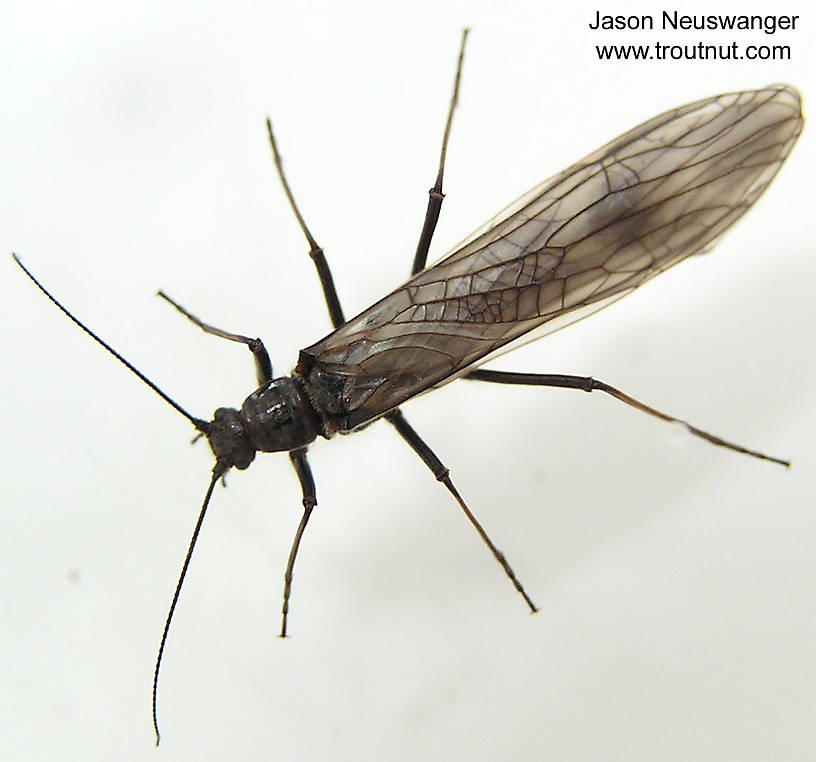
xmin=12 ymin=30 xmax=802 ymax=743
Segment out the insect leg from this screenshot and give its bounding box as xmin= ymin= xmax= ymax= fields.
xmin=266 ymin=119 xmax=345 ymax=329
xmin=280 ymin=447 xmax=318 ymax=638
xmin=386 ymin=409 xmax=538 ymax=613
xmin=264 ymin=28 xmax=468 ymax=325
xmin=410 ymin=28 xmax=468 ymax=277
xmin=157 ymin=290 xmax=273 ymax=386
xmin=466 ymin=369 xmax=790 ymax=468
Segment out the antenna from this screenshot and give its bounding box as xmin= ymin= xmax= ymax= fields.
xmin=12 ymin=253 xmax=208 ymax=433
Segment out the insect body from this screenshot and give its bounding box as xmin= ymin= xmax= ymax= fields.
xmin=214 ymin=83 xmax=803 ymax=457
xmin=13 ymin=31 xmax=802 ymax=743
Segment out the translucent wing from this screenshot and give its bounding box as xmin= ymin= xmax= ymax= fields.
xmin=299 ymin=85 xmax=803 ymax=432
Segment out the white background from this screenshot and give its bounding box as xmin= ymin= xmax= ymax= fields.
xmin=1 ymin=1 xmax=813 ymax=760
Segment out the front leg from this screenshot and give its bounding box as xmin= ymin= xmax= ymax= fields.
xmin=280 ymin=447 xmax=318 ymax=637
xmin=157 ymin=290 xmax=273 ymax=386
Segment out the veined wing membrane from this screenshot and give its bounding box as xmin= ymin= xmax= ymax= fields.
xmin=299 ymin=85 xmax=802 ymax=432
